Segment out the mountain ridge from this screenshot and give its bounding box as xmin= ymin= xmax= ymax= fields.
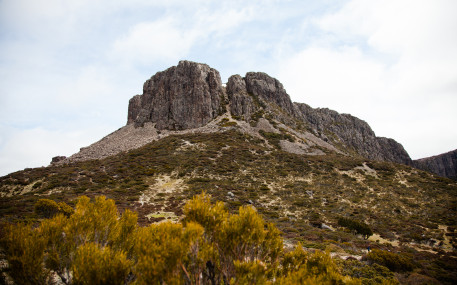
xmin=54 ymin=60 xmax=454 ymax=179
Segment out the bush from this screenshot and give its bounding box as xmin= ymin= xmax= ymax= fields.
xmin=34 ymin=199 xmax=60 ymax=218
xmin=0 ymin=223 xmax=49 ymax=284
xmin=338 ymin=217 xmax=373 ymax=239
xmin=72 ymin=243 xmax=132 ymax=285
xmin=279 ymin=245 xmax=360 ymax=284
xmin=339 ymin=259 xmax=398 ymax=284
xmin=366 ymin=249 xmax=414 ymax=272
xmin=34 ymin=199 xmax=74 ymax=218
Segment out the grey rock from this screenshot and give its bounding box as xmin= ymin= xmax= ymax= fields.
xmin=127 ymin=60 xmax=224 ymax=130
xmin=226 ymin=72 xmax=298 ymax=122
xmin=413 ymin=149 xmax=457 ymax=180
xmin=51 ymin=156 xmax=66 ymax=164
xmin=245 ymin=72 xmax=296 ymax=116
xmin=127 ymin=95 xmax=142 ymax=125
xmin=321 ymin=224 xmax=333 ymax=231
xmin=295 ymin=103 xmax=412 ymax=165
xmin=226 ymin=74 xmax=258 ymax=121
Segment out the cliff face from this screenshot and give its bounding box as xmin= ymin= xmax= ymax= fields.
xmin=127 ymin=61 xmax=224 ymax=130
xmin=413 ymin=150 xmax=457 ymax=180
xmin=295 ymin=103 xmax=412 ymax=165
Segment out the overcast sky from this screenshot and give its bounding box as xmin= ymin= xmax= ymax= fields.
xmin=1 ymin=0 xmax=456 ymax=176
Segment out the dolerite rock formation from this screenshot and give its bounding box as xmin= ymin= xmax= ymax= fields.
xmin=73 ymin=58 xmax=449 ymax=177
xmin=413 ymin=149 xmax=457 ymax=180
xmin=244 ymin=72 xmax=296 ymax=116
xmin=226 ymin=74 xmax=257 ymax=121
xmin=295 ymin=103 xmax=412 ymax=165
xmin=127 ymin=61 xmax=224 ymax=130
xmin=124 ymin=60 xmax=413 ymax=165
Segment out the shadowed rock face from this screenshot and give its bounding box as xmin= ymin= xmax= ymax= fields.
xmin=127 ymin=60 xmax=224 ymax=130
xmin=414 ymin=150 xmax=457 ymax=180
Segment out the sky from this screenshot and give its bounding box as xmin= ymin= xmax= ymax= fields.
xmin=0 ymin=0 xmax=456 ymax=176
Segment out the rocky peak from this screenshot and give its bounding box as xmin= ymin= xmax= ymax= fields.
xmin=227 ymin=72 xmax=297 ymax=122
xmin=244 ymin=72 xmax=296 ymax=116
xmin=122 ymin=61 xmax=417 ymax=170
xmin=127 ymin=60 xmax=224 ymax=130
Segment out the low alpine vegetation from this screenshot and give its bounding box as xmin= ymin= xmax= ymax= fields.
xmin=2 ymin=193 xmax=362 ymax=284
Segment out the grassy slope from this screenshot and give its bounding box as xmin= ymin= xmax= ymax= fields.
xmin=1 ymin=130 xmax=457 ymax=283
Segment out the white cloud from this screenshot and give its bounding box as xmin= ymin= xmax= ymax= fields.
xmin=280 ymin=46 xmax=386 ymax=112
xmin=109 ymin=5 xmax=255 ymax=67
xmin=279 ymin=0 xmax=457 ymax=159
xmin=111 ymin=19 xmax=198 ymax=65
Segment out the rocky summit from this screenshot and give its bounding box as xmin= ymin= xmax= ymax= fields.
xmin=63 ymin=60 xmax=455 ymax=179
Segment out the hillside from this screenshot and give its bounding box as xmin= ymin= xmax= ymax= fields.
xmin=1 ymin=61 xmax=457 ymax=284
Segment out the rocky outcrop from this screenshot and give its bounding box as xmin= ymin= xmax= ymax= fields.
xmin=50 ymin=156 xmax=66 ymax=164
xmin=127 ymin=61 xmax=224 ymax=130
xmin=244 ymin=72 xmax=296 ymax=116
xmin=413 ymin=150 xmax=457 ymax=180
xmin=226 ymin=74 xmax=257 ymax=121
xmin=295 ymin=103 xmax=412 ymax=165
xmin=120 ymin=61 xmax=412 ymax=166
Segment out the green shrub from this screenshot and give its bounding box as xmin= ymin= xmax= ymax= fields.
xmin=366 ymin=249 xmax=414 ymax=272
xmin=34 ymin=199 xmax=60 ymax=218
xmin=338 ymin=217 xmax=373 ymax=239
xmin=57 ymin=202 xmax=74 ymax=217
xmin=34 ymin=199 xmax=74 ymax=218
xmin=1 ymin=223 xmax=49 ymax=284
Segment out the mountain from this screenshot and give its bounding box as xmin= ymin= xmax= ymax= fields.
xmin=413 ymin=149 xmax=457 ymax=180
xmin=1 ymin=60 xmax=457 ymax=284
xmin=56 ymin=60 xmax=456 ymax=179
xmin=56 ymin=61 xmax=414 ymax=167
